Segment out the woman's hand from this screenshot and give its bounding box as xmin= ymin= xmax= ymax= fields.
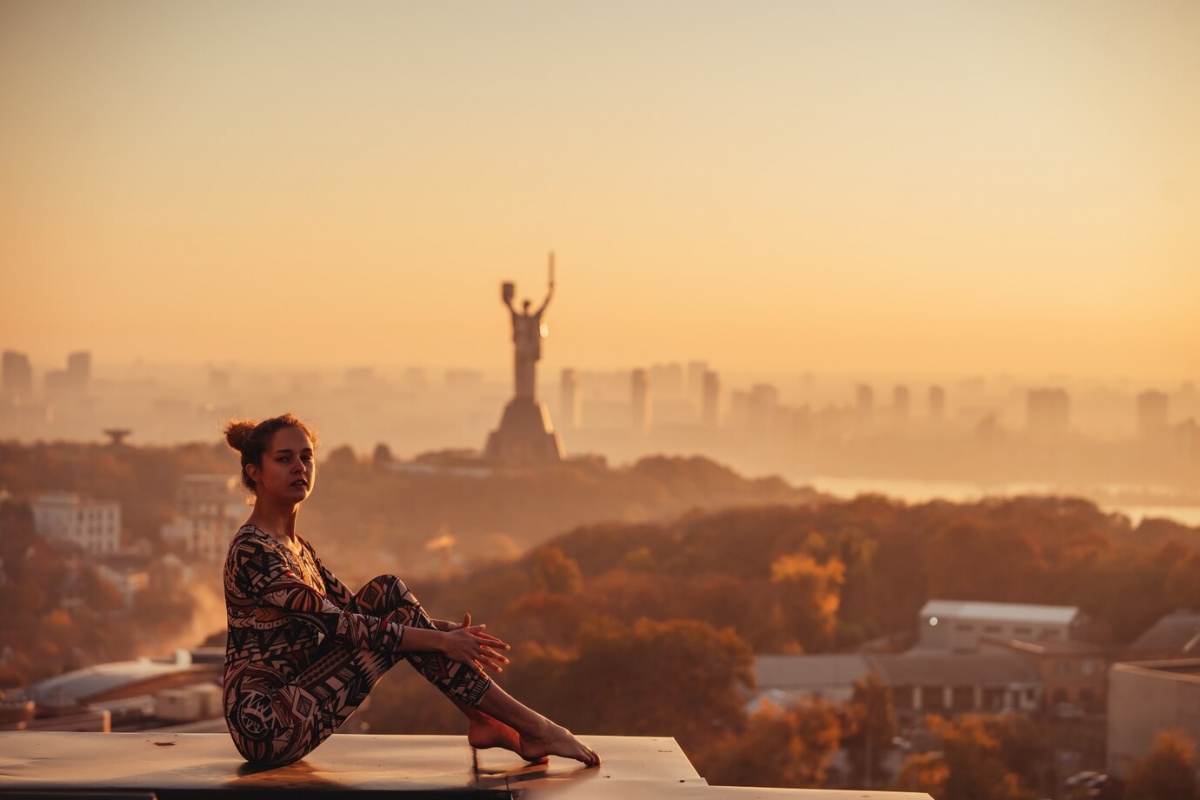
xmin=439 ymin=613 xmax=511 ymax=674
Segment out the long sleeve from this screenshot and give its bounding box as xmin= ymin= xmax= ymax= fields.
xmin=229 ymin=534 xmax=405 ymax=654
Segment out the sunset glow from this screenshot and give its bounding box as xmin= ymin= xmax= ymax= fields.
xmin=1 ymin=0 xmax=1196 ymax=380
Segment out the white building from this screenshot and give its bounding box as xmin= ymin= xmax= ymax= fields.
xmin=31 ymin=492 xmax=121 ymax=555
xmin=918 ymin=600 xmax=1079 ymax=653
xmin=160 ymin=475 xmax=245 ymax=560
xmin=1108 ymin=658 xmax=1200 ymax=779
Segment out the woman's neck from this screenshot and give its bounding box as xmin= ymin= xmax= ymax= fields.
xmin=246 ymin=499 xmax=300 ymax=543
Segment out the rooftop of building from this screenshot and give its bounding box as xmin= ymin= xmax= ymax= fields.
xmin=919 ymin=599 xmax=1078 ymax=625
xmin=753 ymin=654 xmax=873 ymax=691
xmin=1114 ymin=657 xmax=1200 ymax=682
xmin=0 ymin=731 xmax=932 ymax=799
xmin=979 ymin=635 xmax=1107 ymax=657
xmin=11 ymin=651 xmax=218 ymax=708
xmin=1127 ymin=610 xmax=1200 ymax=654
xmin=871 ymin=651 xmax=1041 ymax=687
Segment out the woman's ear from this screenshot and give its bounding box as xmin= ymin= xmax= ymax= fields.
xmin=244 ymin=464 xmax=259 ymax=486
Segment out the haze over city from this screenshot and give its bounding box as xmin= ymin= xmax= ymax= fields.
xmin=2 ymin=0 xmax=1197 ymax=380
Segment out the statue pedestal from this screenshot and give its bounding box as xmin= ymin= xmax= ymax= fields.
xmin=484 ymin=397 xmax=564 ymax=465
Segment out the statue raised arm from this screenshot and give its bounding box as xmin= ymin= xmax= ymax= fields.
xmin=534 ymin=253 xmax=555 ymax=317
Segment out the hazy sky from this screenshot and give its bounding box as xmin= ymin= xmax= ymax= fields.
xmin=1 ymin=0 xmax=1197 ymax=380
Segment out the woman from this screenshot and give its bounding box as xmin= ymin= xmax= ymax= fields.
xmin=222 ymin=413 xmax=599 ymax=768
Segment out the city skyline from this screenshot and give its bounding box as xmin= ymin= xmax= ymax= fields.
xmin=2 ymin=1 xmax=1198 ymax=380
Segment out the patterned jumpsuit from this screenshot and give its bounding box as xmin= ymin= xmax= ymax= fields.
xmin=223 ymin=524 xmax=492 ymax=765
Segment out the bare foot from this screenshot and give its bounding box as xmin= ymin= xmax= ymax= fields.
xmin=467 ymin=713 xmax=549 ymax=764
xmin=519 ymin=721 xmax=601 ymax=767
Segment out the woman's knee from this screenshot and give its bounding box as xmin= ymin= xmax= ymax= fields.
xmin=356 ymin=573 xmax=412 ymax=603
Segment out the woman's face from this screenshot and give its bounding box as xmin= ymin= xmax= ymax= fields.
xmin=249 ymin=425 xmax=316 ymax=503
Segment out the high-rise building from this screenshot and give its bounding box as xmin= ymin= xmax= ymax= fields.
xmin=1 ymin=350 xmax=33 ymax=401
xmin=929 ymin=385 xmax=946 ymax=422
xmin=856 ymin=384 xmax=874 ymax=429
xmin=702 ymin=370 xmax=721 ymax=427
xmin=649 ymin=363 xmax=683 ymax=396
xmin=631 ymin=369 xmax=652 ymax=433
xmin=1137 ymin=390 xmax=1169 ymax=440
xmin=687 ymin=360 xmax=709 ymax=402
xmin=1027 ymin=388 xmax=1070 ymax=436
xmin=748 ymin=383 xmax=779 ymax=438
xmin=66 ymin=351 xmax=91 ymax=395
xmin=560 ymin=368 xmax=582 ymax=429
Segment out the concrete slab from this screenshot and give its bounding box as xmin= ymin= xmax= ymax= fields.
xmin=0 ymin=732 xmax=930 ymax=799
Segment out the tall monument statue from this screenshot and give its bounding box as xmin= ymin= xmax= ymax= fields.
xmin=485 ymin=252 xmax=565 ymax=464
xmin=503 ymin=254 xmax=554 ymax=401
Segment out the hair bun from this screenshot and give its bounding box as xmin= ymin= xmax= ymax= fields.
xmin=224 ymin=419 xmax=258 ymax=454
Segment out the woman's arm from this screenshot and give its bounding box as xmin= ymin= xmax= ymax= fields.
xmin=232 ymin=537 xmax=508 ymax=671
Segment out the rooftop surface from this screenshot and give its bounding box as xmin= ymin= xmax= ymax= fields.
xmin=0 ymin=732 xmax=932 ymax=799
xmin=919 ymin=599 xmax=1078 ymax=625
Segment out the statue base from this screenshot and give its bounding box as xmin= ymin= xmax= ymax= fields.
xmin=484 ymin=397 xmax=564 ymax=465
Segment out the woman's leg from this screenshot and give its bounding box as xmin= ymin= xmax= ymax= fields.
xmin=473 ymin=682 xmax=600 ymax=767
xmin=354 ymin=575 xmax=600 ymax=767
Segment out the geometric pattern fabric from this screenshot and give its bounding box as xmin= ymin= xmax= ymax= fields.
xmin=223 ymin=525 xmax=492 ymax=765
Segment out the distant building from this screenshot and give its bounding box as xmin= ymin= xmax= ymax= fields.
xmin=208 ymin=369 xmax=231 ymax=393
xmin=9 ymin=649 xmax=220 ymax=725
xmin=444 ymin=369 xmax=483 ymax=392
xmin=160 ymin=475 xmax=244 ymax=560
xmin=345 ymin=367 xmax=378 ymax=392
xmin=1108 ymin=658 xmax=1200 ymax=780
xmin=686 ymin=360 xmax=708 ymax=402
xmin=980 ymin=636 xmax=1108 ymax=713
xmin=875 ymin=651 xmax=1042 ymax=724
xmin=648 ymin=363 xmax=683 ymax=396
xmin=748 ymin=384 xmax=779 ymax=438
xmin=918 ymin=600 xmax=1079 ymax=652
xmin=1 ymin=350 xmax=33 ymax=401
xmin=1026 ymin=387 xmax=1070 ymax=436
xmin=702 ymin=370 xmax=721 ymax=427
xmin=750 ymin=654 xmax=873 ymax=711
xmin=67 ymin=351 xmax=91 ymax=394
xmin=1123 ymin=610 xmax=1200 ymax=660
xmin=31 ymin=492 xmax=121 ymax=556
xmin=559 ymin=369 xmax=582 ymax=429
xmin=856 ymin=384 xmax=874 ymax=413
xmin=631 ymin=369 xmax=652 ymax=433
xmin=1136 ymin=390 xmax=1169 ymax=441
xmin=928 ymin=385 xmax=946 ymax=422
xmin=893 ymin=385 xmax=910 ymax=419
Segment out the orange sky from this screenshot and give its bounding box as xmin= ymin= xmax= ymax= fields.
xmin=1 ymin=1 xmax=1196 ymax=380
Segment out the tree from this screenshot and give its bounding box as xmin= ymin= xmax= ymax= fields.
xmin=504 ymin=617 xmax=753 ymax=753
xmin=767 ymin=552 xmax=844 ymax=652
xmin=701 ymin=698 xmax=844 ymax=788
xmin=844 ymin=671 xmax=896 ymax=787
xmin=892 ymin=752 xmax=949 ymax=796
xmin=530 ymin=546 xmax=583 ymax=594
xmin=926 ymin=714 xmax=1036 ymax=800
xmin=1124 ymin=730 xmax=1200 ymax=800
